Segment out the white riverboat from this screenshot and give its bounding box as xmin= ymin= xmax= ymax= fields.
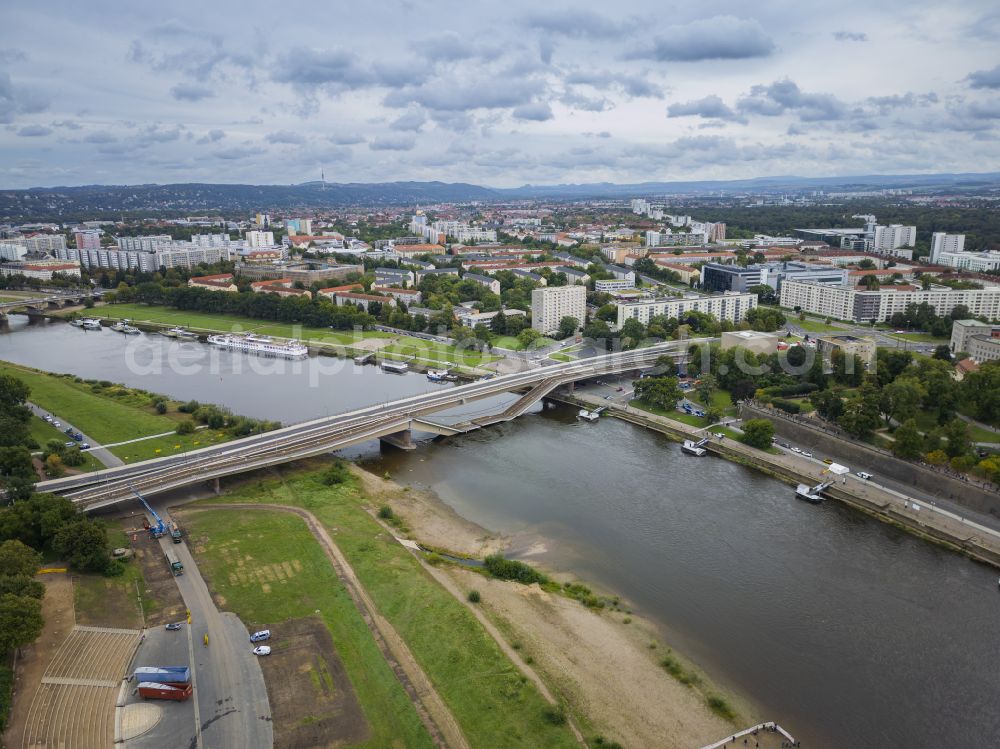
xmin=163 ymin=327 xmax=198 ymax=340
xmin=80 ymin=318 xmax=103 ymax=330
xmin=206 ymin=333 xmax=308 ymax=359
xmin=681 ymin=438 xmax=709 ymax=456
xmin=110 ymin=319 xmax=141 ymax=334
xmin=381 ymin=360 xmax=409 ymax=374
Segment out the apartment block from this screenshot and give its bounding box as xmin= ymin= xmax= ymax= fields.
xmin=531 ymin=284 xmax=586 ymax=335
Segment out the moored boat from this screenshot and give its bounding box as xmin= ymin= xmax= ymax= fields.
xmin=427 ymin=369 xmax=450 ymax=382
xmin=577 ymin=409 xmax=600 ymax=421
xmin=681 ymin=438 xmax=708 ymax=456
xmin=80 ymin=318 xmax=103 ymax=330
xmin=795 ymin=481 xmax=831 ymax=504
xmin=206 ymin=333 xmax=308 ymax=359
xmin=381 ymin=360 xmax=409 ymax=374
xmin=110 ymin=319 xmax=141 ymax=334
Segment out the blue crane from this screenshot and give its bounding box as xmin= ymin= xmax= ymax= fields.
xmin=130 ymin=484 xmax=166 ymax=538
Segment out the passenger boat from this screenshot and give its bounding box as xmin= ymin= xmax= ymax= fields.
xmin=577 ymin=409 xmax=600 ymax=421
xmin=681 ymin=438 xmax=708 ymax=456
xmin=381 ymin=360 xmax=409 ymax=374
xmin=427 ymin=369 xmax=451 ymax=382
xmin=795 ymin=481 xmax=831 ymax=504
xmin=80 ymin=318 xmax=103 ymax=330
xmin=206 ymin=333 xmax=308 ymax=359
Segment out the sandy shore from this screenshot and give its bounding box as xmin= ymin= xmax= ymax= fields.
xmin=352 ymin=466 xmax=751 ymax=748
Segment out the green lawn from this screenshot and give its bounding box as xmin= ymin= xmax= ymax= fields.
xmin=182 ymin=507 xmax=434 ymax=749
xmin=549 ymin=353 xmax=573 ymax=362
xmin=199 ymin=468 xmax=579 ymax=749
xmin=96 ymin=304 xmax=394 ymax=346
xmin=792 ymin=318 xmax=843 ymax=334
xmin=381 ymin=339 xmax=499 ymax=367
xmin=631 ymin=399 xmax=710 ymax=427
xmin=886 ymin=332 xmax=949 ymax=344
xmin=0 ymin=362 xmax=233 ymax=463
xmin=492 ymin=336 xmax=558 ymax=351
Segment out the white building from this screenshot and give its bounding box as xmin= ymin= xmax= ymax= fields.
xmin=930 ymin=232 xmax=965 ymax=263
xmin=117 ymin=235 xmax=172 ymax=251
xmin=594 ymin=278 xmax=635 ymax=292
xmin=8 ymin=234 xmax=67 ymax=253
xmin=531 ymin=284 xmax=586 ymax=335
xmin=0 ymin=242 xmax=28 ymax=262
xmin=950 ymin=319 xmax=1000 ymax=362
xmin=780 ymin=280 xmax=1000 ymax=323
xmin=616 ymin=291 xmax=758 ymax=328
xmin=935 ymin=251 xmax=1000 ymax=273
xmin=246 ymin=230 xmax=275 ymax=248
xmin=55 ymin=244 xmax=230 ymax=273
xmin=872 ymin=224 xmax=916 ymax=251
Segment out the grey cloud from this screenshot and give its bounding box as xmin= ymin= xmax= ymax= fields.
xmin=83 ymin=131 xmax=117 ymax=144
xmin=327 ymin=134 xmax=364 ymax=145
xmin=414 ymin=32 xmax=502 ymax=63
xmin=560 ymin=91 xmax=611 ymax=112
xmin=266 ymin=130 xmax=306 ymax=144
xmin=667 ymin=95 xmax=744 ymax=122
xmin=564 ymin=69 xmax=664 ymax=99
xmin=196 ymin=129 xmax=225 ymax=144
xmin=512 ymin=102 xmax=554 ymax=121
xmin=627 ymin=16 xmax=775 ymax=62
xmin=833 ymin=31 xmax=868 ymax=42
xmin=966 ymin=64 xmax=1000 ymax=89
xmin=384 ymin=77 xmax=545 ymax=111
xmin=52 ymin=120 xmax=81 ymax=130
xmin=429 ymin=110 xmax=475 ymax=132
xmin=965 ymin=100 xmax=1000 ymax=119
xmin=273 ymin=49 xmax=428 ymax=91
xmin=369 ymin=133 xmax=417 ymax=151
xmin=0 ymin=48 xmax=26 ymax=63
xmin=738 ymin=79 xmax=846 ymax=121
xmin=16 ymin=124 xmax=52 ymax=137
xmin=0 ymin=72 xmax=49 ymax=123
xmin=390 ymin=110 xmax=427 ymax=132
xmin=524 ymin=9 xmax=636 ymax=38
xmin=127 ymin=27 xmax=253 ymax=83
xmin=213 ymin=146 xmax=263 ymax=160
xmin=171 ymin=83 xmax=214 ymax=101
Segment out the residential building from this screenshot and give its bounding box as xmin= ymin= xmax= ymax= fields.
xmin=55 ymin=244 xmax=229 ymax=272
xmin=531 ymin=285 xmax=586 ymax=335
xmin=594 ymin=278 xmax=635 ymax=293
xmin=453 ymin=305 xmax=526 ymax=327
xmin=552 ymin=252 xmax=589 ymax=268
xmin=950 ymin=319 xmax=1000 ymax=362
xmin=930 ymin=232 xmax=965 ymax=263
xmin=557 ymin=266 xmax=591 ymax=284
xmin=246 ymin=230 xmax=275 ymax=248
xmin=935 ymin=250 xmax=1000 ymax=273
xmin=188 ymin=273 xmax=238 ymax=293
xmin=369 ymin=286 xmax=423 ymax=304
xmin=0 ymin=260 xmax=81 ymax=280
xmin=330 ymin=292 xmax=396 ymax=311
xmin=236 ymin=261 xmax=361 ymax=285
xmin=117 ymin=235 xmax=171 ymax=251
xmin=872 ymin=224 xmax=916 ymax=251
xmin=392 ymin=243 xmax=445 ymax=258
xmin=10 ymin=233 xmax=67 ymax=253
xmin=653 ymin=262 xmax=700 ymax=285
xmin=0 ymin=242 xmax=27 ymax=262
xmin=462 ymin=273 xmax=501 ymax=295
xmin=374 ymin=267 xmax=415 ymax=287
xmin=249 ymin=279 xmax=312 ymax=299
xmin=316 ymin=284 xmax=364 ymax=300
xmin=74 ymin=230 xmax=102 ymax=250
xmin=720 ymin=330 xmax=781 ymax=355
xmin=616 ymin=292 xmax=758 ymax=328
xmin=780 ymin=280 xmax=1000 ymax=323
xmin=240 ymin=248 xmax=287 ymax=262
xmin=511 ymin=268 xmax=546 ymax=285
xmin=416 ymin=267 xmax=460 ymax=283
xmin=815 ymin=335 xmax=877 ymax=369
xmin=606 ymin=264 xmax=637 ymax=284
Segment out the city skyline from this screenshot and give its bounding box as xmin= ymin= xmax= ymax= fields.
xmin=2 ymin=0 xmax=1000 ymax=189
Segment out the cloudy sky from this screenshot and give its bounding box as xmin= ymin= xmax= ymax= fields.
xmin=2 ymin=0 xmax=999 ymax=188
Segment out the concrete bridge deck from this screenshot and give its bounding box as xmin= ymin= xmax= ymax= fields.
xmin=35 ymin=338 xmax=708 ymax=510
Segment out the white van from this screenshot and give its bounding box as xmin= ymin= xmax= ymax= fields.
xmin=856 ymin=471 xmax=873 ymax=480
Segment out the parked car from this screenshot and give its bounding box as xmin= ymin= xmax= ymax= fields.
xmin=165 ymin=623 xmax=182 ymax=631
xmin=71 ymin=433 xmax=83 ymax=441
xmin=64 ymin=427 xmax=74 ymax=434
xmin=80 ymin=442 xmax=91 ymax=449
xmin=43 ymin=415 xmax=53 ymax=423
xmin=64 ymin=441 xmax=76 ymax=449
xmin=52 ymin=421 xmax=61 ymax=428
xmin=252 ymin=646 xmax=271 ymax=656
xmin=249 ymin=630 xmax=271 ymax=643
xmin=857 ymin=471 xmax=873 ymax=480
xmin=802 ymin=451 xmax=813 ymax=458
xmin=823 ymin=458 xmax=833 ymax=465
xmin=790 ymin=447 xmax=802 ymax=453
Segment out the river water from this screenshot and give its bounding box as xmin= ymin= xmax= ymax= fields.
xmin=3 ymin=316 xmax=999 ymax=748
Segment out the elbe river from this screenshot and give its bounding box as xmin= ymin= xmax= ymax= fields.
xmin=2 ymin=316 xmax=998 ymax=748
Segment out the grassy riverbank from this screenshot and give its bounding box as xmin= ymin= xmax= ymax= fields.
xmin=0 ymin=362 xmax=235 ymax=463
xmin=192 ymin=466 xmax=579 ymax=749
xmin=181 ymin=506 xmax=436 ymax=749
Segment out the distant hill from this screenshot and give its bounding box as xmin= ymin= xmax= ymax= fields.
xmin=2 ymin=173 xmax=999 ymax=222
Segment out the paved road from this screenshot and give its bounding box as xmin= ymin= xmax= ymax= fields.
xmin=142 ymin=530 xmax=272 ymax=749
xmin=26 ymin=401 xmax=124 ymax=468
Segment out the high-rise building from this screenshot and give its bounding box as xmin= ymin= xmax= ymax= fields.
xmin=246 ymin=230 xmax=275 ymax=248
xmin=871 ymin=224 xmax=916 ymax=251
xmin=531 ymin=285 xmax=586 ymax=335
xmin=930 ymin=232 xmax=965 ymax=263
xmin=74 ymin=230 xmax=102 ymax=250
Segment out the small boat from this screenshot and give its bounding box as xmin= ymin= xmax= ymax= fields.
xmin=577 ymin=409 xmax=600 ymax=421
xmin=381 ymin=360 xmax=409 ymax=374
xmin=110 ymin=320 xmax=141 ymax=334
xmin=681 ymin=438 xmax=708 ymax=456
xmin=69 ymin=319 xmax=84 ymax=327
xmin=427 ymin=369 xmax=451 ymax=382
xmin=163 ymin=327 xmax=198 ymax=340
xmin=795 ymin=481 xmax=831 ymax=504
xmin=81 ymin=318 xmax=102 ymax=330
xmin=354 ymin=352 xmax=374 ymax=365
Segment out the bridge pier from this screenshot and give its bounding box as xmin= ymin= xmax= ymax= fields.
xmin=212 ymin=477 xmax=221 ymax=495
xmin=380 ymin=429 xmax=416 ymax=450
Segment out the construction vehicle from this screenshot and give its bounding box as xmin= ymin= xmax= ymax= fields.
xmin=130 ymin=484 xmax=166 ymax=538
xmin=170 ymin=521 xmax=183 ymax=543
xmin=165 ymin=549 xmax=184 ymax=575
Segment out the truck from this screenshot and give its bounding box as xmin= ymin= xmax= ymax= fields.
xmin=170 ymin=521 xmax=183 ymax=543
xmin=134 ymin=666 xmax=191 ymax=686
xmin=137 ymin=681 xmax=193 ymax=701
xmin=165 ymin=549 xmax=183 ymax=575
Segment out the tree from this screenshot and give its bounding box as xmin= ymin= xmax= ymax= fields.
xmin=880 ymin=377 xmax=926 ymax=426
xmin=838 ymin=384 xmax=882 ymax=439
xmin=861 ymin=274 xmax=881 ymax=291
xmin=176 ymin=420 xmax=196 ymax=435
xmin=962 ymin=361 xmax=1000 ymax=424
xmin=942 ymin=419 xmax=971 ymax=458
xmin=932 ymin=344 xmax=952 ymax=361
xmin=741 ymin=419 xmax=775 ymax=449
xmin=696 ymin=374 xmax=717 ymax=406
xmin=557 ymin=316 xmax=579 ymax=339
xmin=731 ymin=378 xmax=758 ymax=403
xmin=517 ymin=328 xmax=542 ymax=349
xmin=0 ymin=575 xmax=44 ymax=599
xmin=489 ymin=309 xmax=508 ymax=335
xmin=0 ymin=540 xmax=41 ymax=578
xmin=44 ymin=454 xmax=65 ymax=478
xmin=892 ymin=419 xmax=924 ymax=459
xmin=619 ymin=318 xmax=645 ymax=349
xmin=0 ymin=593 xmax=43 ymax=652
xmin=748 ymin=284 xmax=777 ymax=304
xmin=53 ymin=519 xmax=110 ymax=573
xmin=632 ymin=376 xmax=683 ymax=412
xmin=811 ymin=389 xmax=844 ymax=421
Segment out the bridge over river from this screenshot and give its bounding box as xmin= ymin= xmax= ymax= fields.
xmin=36 ymin=338 xmax=709 ymax=510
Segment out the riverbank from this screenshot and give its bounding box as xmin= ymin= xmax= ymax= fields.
xmin=555 ymin=390 xmax=1000 ymax=571
xmin=351 ymin=466 xmax=753 ymax=748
